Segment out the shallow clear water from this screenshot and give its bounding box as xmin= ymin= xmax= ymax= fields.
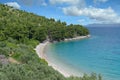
xmin=45 ymin=27 xmax=120 ymax=80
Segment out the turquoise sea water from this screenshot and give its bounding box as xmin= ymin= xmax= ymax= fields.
xmin=45 ymin=27 xmax=120 ymax=80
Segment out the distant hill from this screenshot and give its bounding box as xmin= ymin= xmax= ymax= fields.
xmin=87 ymin=23 xmax=120 ymax=27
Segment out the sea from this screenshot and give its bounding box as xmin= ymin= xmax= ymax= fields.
xmin=45 ymin=27 xmax=120 ymax=80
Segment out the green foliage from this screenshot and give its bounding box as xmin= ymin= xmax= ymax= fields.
xmin=0 ymin=4 xmax=102 ymax=80
xmin=23 ymin=39 xmax=39 ymax=48
xmin=0 ymin=63 xmax=66 ymax=80
xmin=67 ymin=73 xmax=102 ymax=80
xmin=33 ymin=26 xmax=47 ymax=42
xmin=0 ymin=4 xmax=89 ymax=43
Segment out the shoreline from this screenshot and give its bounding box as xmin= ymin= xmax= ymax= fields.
xmin=35 ymin=35 xmax=90 ymax=77
xmin=64 ymin=35 xmax=90 ymax=41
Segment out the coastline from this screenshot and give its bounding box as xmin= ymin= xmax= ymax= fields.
xmin=35 ymin=35 xmax=90 ymax=77
xmin=64 ymin=35 xmax=90 ymax=41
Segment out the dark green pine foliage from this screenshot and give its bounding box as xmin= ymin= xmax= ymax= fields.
xmin=0 ymin=4 xmax=89 ymax=43
xmin=0 ymin=4 xmax=102 ymax=80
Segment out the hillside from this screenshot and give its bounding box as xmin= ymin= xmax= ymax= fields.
xmin=0 ymin=4 xmax=89 ymax=42
xmin=0 ymin=4 xmax=101 ymax=80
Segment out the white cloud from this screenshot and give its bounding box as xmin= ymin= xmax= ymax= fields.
xmin=5 ymin=2 xmax=20 ymax=9
xmin=50 ymin=0 xmax=79 ymax=4
xmin=18 ymin=0 xmax=47 ymax=6
xmin=99 ymin=0 xmax=108 ymax=2
xmin=49 ymin=0 xmax=86 ymax=7
xmin=41 ymin=2 xmax=47 ymax=6
xmin=49 ymin=0 xmax=120 ymax=24
xmin=97 ymin=0 xmax=108 ymax=3
xmin=35 ymin=0 xmax=47 ymax=6
xmin=63 ymin=6 xmax=120 ymax=24
xmin=93 ymin=0 xmax=108 ymax=4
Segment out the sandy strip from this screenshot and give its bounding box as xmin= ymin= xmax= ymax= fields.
xmin=35 ymin=41 xmax=73 ymax=77
xmin=35 ymin=35 xmax=90 ymax=77
xmin=35 ymin=41 xmax=50 ymax=58
xmin=64 ymin=35 xmax=90 ymax=41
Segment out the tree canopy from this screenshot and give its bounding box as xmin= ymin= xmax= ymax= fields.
xmin=0 ymin=4 xmax=89 ymax=43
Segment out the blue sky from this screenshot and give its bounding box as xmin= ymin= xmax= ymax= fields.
xmin=0 ymin=0 xmax=120 ymax=25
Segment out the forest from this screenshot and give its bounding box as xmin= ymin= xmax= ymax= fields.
xmin=0 ymin=4 xmax=102 ymax=80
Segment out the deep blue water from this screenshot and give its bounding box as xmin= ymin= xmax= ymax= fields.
xmin=45 ymin=27 xmax=120 ymax=80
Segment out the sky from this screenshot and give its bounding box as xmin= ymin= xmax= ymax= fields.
xmin=0 ymin=0 xmax=120 ymax=25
